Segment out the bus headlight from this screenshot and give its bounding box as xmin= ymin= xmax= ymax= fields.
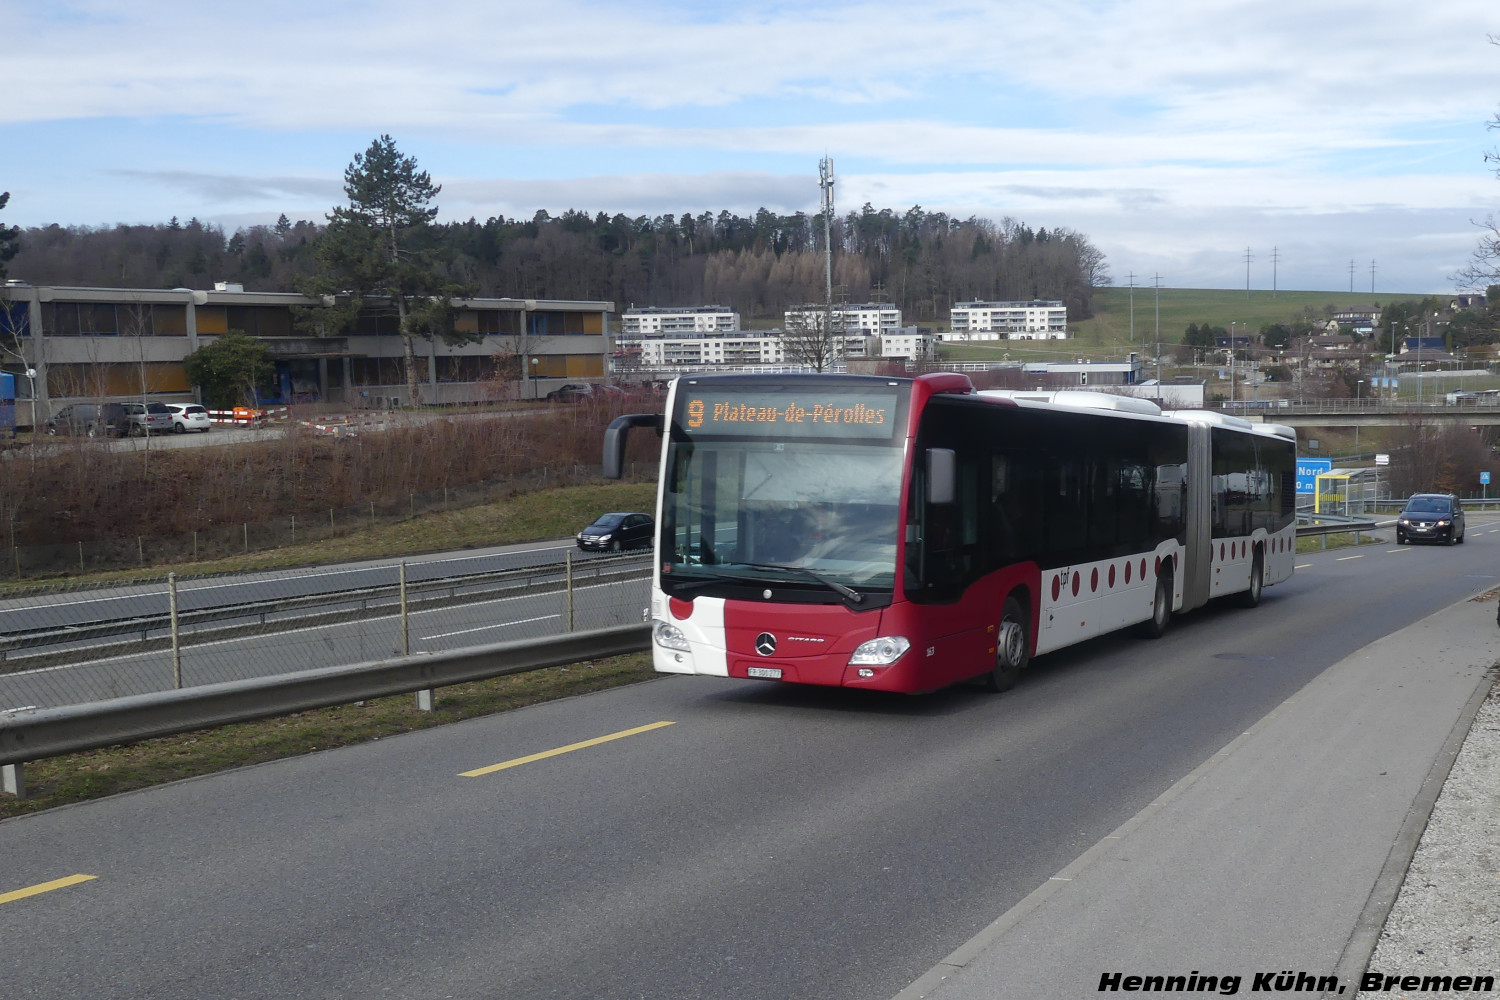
xmin=653 ymin=619 xmax=691 ymax=652
xmin=849 ymin=636 xmax=910 ymax=666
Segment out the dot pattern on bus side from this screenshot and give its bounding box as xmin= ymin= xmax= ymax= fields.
xmin=1038 ymin=534 xmax=1289 ymax=613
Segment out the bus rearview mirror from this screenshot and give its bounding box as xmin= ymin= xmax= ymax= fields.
xmin=928 ymin=448 xmax=956 ymax=504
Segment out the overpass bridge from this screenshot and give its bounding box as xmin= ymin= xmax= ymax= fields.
xmin=1217 ymin=399 xmax=1500 ymax=428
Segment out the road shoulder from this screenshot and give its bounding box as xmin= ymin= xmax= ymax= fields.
xmin=893 ymin=596 xmax=1500 ymax=1000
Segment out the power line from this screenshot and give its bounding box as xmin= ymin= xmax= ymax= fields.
xmin=1244 ymin=247 xmax=1253 ymax=297
xmin=1270 ymin=246 xmax=1279 ymax=298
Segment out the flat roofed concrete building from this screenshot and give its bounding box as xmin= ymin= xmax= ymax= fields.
xmin=783 ymin=302 xmax=902 ymax=337
xmin=0 ymin=282 xmax=614 ymax=419
xmin=621 ymin=333 xmax=787 ymax=368
xmin=947 ymin=300 xmax=1067 ymax=340
xmin=611 ymin=325 xmax=935 ymax=378
xmin=621 ymin=305 xmax=740 ymax=335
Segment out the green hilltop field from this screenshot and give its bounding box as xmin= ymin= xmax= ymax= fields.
xmin=938 ymin=287 xmax=1441 ymax=364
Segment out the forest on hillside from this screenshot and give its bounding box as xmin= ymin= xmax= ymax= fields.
xmin=7 ymin=206 xmax=1109 ymax=323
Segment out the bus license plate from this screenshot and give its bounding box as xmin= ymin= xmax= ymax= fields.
xmin=747 ymin=666 xmax=782 ymax=679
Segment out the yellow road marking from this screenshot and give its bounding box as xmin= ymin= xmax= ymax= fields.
xmin=1336 ymin=554 xmax=1364 ymax=561
xmin=460 ymin=721 xmax=675 ymax=777
xmin=0 ymin=874 xmax=97 ymax=906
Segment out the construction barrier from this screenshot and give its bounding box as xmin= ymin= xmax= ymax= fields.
xmin=206 ymin=406 xmax=289 ymax=426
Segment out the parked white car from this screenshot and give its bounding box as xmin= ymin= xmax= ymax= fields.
xmin=163 ymin=402 xmax=213 ymax=433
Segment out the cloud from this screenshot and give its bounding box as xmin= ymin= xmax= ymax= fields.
xmin=441 ymin=172 xmax=819 ymax=217
xmin=109 ymin=170 xmax=341 ymax=205
xmin=2 ymin=0 xmax=1495 ymax=293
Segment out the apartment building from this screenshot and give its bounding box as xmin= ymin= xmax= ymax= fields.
xmin=0 ymin=282 xmax=615 ymax=416
xmin=624 ymin=334 xmax=786 ymax=368
xmin=620 ymin=305 xmax=740 ymax=336
xmin=947 ymin=300 xmax=1068 ymax=340
xmin=611 ymin=324 xmax=934 ymax=375
xmin=783 ymin=302 xmax=903 ymax=337
xmin=881 ymin=330 xmax=936 ymax=360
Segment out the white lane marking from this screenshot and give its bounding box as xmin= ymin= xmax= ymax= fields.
xmin=1336 ymin=555 xmax=1364 ymax=561
xmin=424 ymin=615 xmax=560 ymax=639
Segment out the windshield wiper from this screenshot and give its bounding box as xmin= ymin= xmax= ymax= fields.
xmin=663 ymin=563 xmax=865 ymax=605
xmin=663 ymin=570 xmax=770 ymax=593
xmin=732 ymin=561 xmax=864 ymax=605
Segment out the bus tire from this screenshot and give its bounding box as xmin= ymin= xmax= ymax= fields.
xmin=986 ymin=596 xmax=1029 ymax=693
xmin=1138 ymin=570 xmax=1172 ymax=639
xmin=1237 ymin=550 xmax=1263 ymax=608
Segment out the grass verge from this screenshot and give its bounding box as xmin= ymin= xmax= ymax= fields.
xmin=0 ymin=651 xmax=658 ymax=821
xmin=1297 ymin=532 xmax=1385 ymax=552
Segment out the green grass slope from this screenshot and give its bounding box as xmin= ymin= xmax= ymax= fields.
xmin=939 ymin=287 xmax=1439 ymax=363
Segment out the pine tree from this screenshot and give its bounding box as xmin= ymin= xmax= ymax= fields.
xmin=300 ymin=135 xmax=475 ymax=405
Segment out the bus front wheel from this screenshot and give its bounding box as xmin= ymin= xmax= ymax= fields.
xmin=986 ymin=596 xmax=1029 ymax=693
xmin=1139 ymin=571 xmax=1172 ymax=639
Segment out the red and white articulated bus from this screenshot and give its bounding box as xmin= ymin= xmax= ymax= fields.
xmin=603 ymin=372 xmax=1297 ymax=695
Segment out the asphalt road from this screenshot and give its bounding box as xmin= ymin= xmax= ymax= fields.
xmin=1 ymin=540 xmax=622 ymax=633
xmin=3 ymin=522 xmax=1498 ymax=999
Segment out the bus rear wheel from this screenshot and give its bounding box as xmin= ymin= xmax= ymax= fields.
xmin=1237 ymin=551 xmax=1263 ymax=608
xmin=1138 ymin=570 xmax=1172 ymax=639
xmin=986 ymin=596 xmax=1029 ymax=693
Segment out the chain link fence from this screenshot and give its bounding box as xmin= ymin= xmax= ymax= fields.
xmin=0 ymin=548 xmax=651 ymax=712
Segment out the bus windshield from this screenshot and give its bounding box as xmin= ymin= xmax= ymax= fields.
xmin=661 ymin=438 xmax=905 ymax=598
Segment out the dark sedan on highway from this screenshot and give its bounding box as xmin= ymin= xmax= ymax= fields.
xmin=576 ymin=512 xmax=654 ymax=552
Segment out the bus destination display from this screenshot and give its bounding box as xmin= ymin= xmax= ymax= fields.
xmin=679 ymin=390 xmax=901 ymax=439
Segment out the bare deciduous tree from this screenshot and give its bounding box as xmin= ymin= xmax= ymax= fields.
xmin=1384 ymin=414 xmax=1493 ymax=497
xmin=778 ymin=311 xmax=841 ymax=372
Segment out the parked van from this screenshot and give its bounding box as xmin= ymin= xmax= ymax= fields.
xmin=44 ymin=403 xmax=130 ymax=438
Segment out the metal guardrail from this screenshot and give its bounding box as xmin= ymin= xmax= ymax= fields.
xmin=1295 ymin=513 xmax=1383 ymax=549
xmin=1297 ymin=519 xmax=1380 ymax=537
xmin=0 ymin=623 xmax=652 ymax=796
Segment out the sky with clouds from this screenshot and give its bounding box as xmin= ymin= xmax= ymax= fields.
xmin=4 ymin=0 xmax=1498 ymax=294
